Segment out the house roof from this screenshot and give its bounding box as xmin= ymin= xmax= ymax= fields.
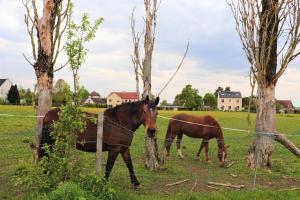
xmin=90 ymin=91 xmax=100 ymax=97
xmin=110 ymin=92 xmax=139 ymax=100
xmin=92 ymin=97 xmax=106 ymax=104
xmin=277 ymin=100 xmax=294 ymax=109
xmin=218 ymin=91 xmax=242 ymax=98
xmin=0 ymin=79 xmax=8 ymax=87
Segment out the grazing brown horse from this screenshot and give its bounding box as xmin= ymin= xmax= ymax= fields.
xmin=162 ymin=113 xmax=229 ymax=167
xmin=39 ymin=96 xmax=159 ymax=188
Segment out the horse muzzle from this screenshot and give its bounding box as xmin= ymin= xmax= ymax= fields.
xmin=147 ymin=128 xmax=157 ymax=137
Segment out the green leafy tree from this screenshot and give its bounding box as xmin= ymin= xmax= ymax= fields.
xmin=214 ymin=86 xmax=231 ymax=97
xmin=214 ymin=86 xmax=223 ymax=97
xmin=160 ymin=100 xmax=168 ymax=106
xmin=18 ymin=87 xmax=26 ymax=100
xmin=242 ymin=96 xmax=256 ymax=112
xmin=7 ymin=85 xmax=20 ymax=105
xmin=64 ymin=5 xmax=103 ymax=105
xmin=25 ymin=89 xmax=33 ymax=105
xmin=225 ymin=86 xmax=231 ymax=92
xmin=78 ymin=86 xmax=89 ymax=100
xmin=174 ymin=84 xmax=203 ymax=109
xmin=203 ymin=93 xmax=217 ymax=108
xmin=52 ymin=79 xmax=70 ymax=104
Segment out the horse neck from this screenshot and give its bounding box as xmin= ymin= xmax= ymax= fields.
xmin=216 ymin=129 xmax=225 ymax=149
xmin=106 ymin=102 xmax=144 ymax=132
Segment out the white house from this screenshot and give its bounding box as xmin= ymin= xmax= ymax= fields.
xmin=0 ymin=79 xmax=12 ymax=100
xmin=83 ymin=91 xmax=106 ymax=105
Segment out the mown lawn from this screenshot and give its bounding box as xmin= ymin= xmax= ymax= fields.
xmin=0 ymin=105 xmax=300 ymax=199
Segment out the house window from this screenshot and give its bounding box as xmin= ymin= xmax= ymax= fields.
xmin=109 ymin=99 xmax=112 ymax=102
xmin=237 ymin=99 xmax=239 ymax=103
xmin=228 ymin=106 xmax=232 ymax=110
xmin=221 ymin=106 xmax=224 ymax=110
xmin=221 ymin=99 xmax=224 ymax=103
xmin=236 ymin=106 xmax=240 ymax=110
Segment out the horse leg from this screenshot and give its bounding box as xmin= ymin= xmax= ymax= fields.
xmin=204 ymin=140 xmax=211 ymax=163
xmin=162 ymin=135 xmax=176 ymax=162
xmin=176 ymin=133 xmax=184 ymax=159
xmin=121 ymin=148 xmax=140 ymax=189
xmin=105 ymin=150 xmax=119 ymax=181
xmin=195 ymin=139 xmax=205 ymax=160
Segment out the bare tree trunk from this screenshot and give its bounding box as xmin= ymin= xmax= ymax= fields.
xmin=246 ymin=0 xmax=278 ymax=169
xmin=35 ymin=72 xmax=53 ymax=161
xmin=247 ymin=84 xmax=275 ymax=168
xmin=23 ymin=0 xmax=67 ymax=161
xmin=143 ymin=0 xmax=160 ymax=171
xmin=135 ymin=72 xmax=140 ymax=99
xmin=229 ymin=0 xmax=300 ymax=168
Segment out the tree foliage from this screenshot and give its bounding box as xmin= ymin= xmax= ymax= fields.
xmin=64 ymin=4 xmax=103 ymax=104
xmin=160 ymin=100 xmax=168 ymax=106
xmin=242 ymin=96 xmax=256 ymax=112
xmin=214 ymin=86 xmax=231 ymax=97
xmin=174 ymin=84 xmax=203 ymax=109
xmin=203 ymin=93 xmax=217 ymax=108
xmin=7 ymin=85 xmax=20 ymax=105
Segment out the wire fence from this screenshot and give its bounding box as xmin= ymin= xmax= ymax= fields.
xmin=1 ymin=112 xmax=300 ymax=196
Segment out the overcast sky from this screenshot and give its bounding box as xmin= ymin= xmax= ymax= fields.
xmin=1 ymin=0 xmax=300 ymax=106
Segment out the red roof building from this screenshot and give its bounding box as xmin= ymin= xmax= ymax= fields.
xmin=277 ymin=100 xmax=295 ymax=114
xmin=107 ymin=92 xmax=139 ymax=107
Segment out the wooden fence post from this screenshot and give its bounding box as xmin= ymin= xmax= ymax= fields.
xmin=96 ymin=111 xmax=104 ymax=176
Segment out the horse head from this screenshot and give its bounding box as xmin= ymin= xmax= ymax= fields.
xmin=142 ymin=95 xmax=160 ymax=137
xmin=218 ymin=144 xmax=230 ymax=167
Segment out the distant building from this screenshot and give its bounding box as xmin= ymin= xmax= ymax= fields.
xmin=217 ymin=91 xmax=242 ymax=111
xmin=0 ymin=79 xmax=12 ymax=100
xmin=83 ymin=91 xmax=106 ymax=105
xmin=107 ymin=92 xmax=139 ymax=107
xmin=277 ymin=100 xmax=295 ymax=114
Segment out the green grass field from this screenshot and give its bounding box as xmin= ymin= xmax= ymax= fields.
xmin=0 ymin=105 xmax=300 ymax=199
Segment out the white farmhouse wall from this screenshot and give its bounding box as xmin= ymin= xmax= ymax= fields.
xmin=0 ymin=80 xmax=12 ymax=100
xmin=107 ymin=93 xmax=122 ymax=107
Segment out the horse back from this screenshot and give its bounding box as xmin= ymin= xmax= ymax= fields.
xmin=170 ymin=113 xmax=221 ymax=139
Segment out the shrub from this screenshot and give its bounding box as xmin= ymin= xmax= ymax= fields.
xmin=78 ymin=174 xmax=116 ymax=200
xmin=47 ymin=182 xmax=86 ymax=200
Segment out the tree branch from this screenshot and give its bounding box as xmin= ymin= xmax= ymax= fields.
xmin=54 ymin=61 xmax=69 ymax=72
xmin=22 ymin=53 xmax=34 ymax=67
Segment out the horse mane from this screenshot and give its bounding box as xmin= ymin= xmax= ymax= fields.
xmin=104 ymin=100 xmax=144 ymax=121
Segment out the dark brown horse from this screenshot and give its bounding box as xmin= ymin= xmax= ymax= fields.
xmin=39 ymin=96 xmax=159 ymax=188
xmin=162 ymin=113 xmax=229 ymax=167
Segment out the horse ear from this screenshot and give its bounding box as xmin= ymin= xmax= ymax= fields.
xmin=225 ymin=145 xmax=230 ymax=150
xmin=155 ymin=96 xmax=160 ymax=106
xmin=144 ymin=95 xmax=149 ymax=104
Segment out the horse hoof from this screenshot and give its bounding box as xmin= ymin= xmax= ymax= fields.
xmin=219 ymin=163 xmax=225 ymax=168
xmin=132 ymin=184 xmax=141 ymax=190
xmin=178 ymin=156 xmax=185 ymax=160
xmin=195 ymin=156 xmax=200 ymax=161
xmin=205 ymin=160 xmax=212 ymax=164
